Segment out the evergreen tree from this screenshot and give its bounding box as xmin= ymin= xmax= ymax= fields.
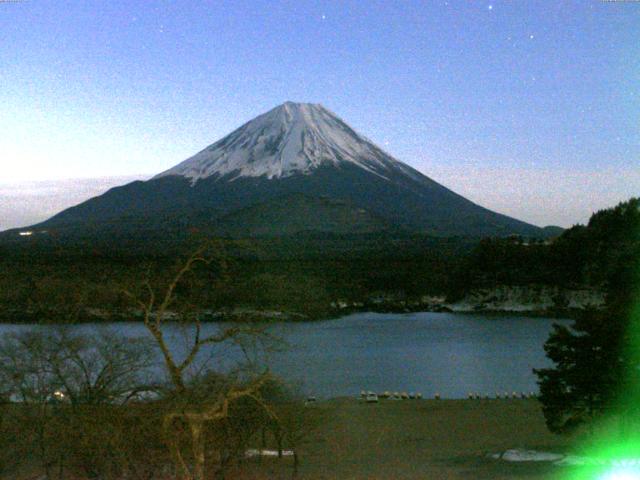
xmin=534 ymin=198 xmax=640 ymax=434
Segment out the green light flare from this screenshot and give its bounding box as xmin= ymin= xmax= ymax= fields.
xmin=558 ymin=218 xmax=640 ymax=479
xmin=599 ymin=468 xmax=640 ymax=480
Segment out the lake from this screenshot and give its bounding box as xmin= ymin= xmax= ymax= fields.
xmin=0 ymin=312 xmax=569 ymax=399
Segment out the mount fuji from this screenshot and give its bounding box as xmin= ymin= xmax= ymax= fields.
xmin=14 ymin=102 xmax=545 ymax=239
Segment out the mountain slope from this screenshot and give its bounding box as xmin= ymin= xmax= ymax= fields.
xmin=7 ymin=102 xmax=545 ymax=239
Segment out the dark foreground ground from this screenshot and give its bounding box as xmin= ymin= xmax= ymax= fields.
xmin=240 ymin=398 xmax=583 ymax=480
xmin=5 ymin=398 xmax=600 ymax=479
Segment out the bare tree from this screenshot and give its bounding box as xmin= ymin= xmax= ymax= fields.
xmin=124 ymin=241 xmax=279 ymax=480
xmin=0 ymin=328 xmax=159 ymax=479
xmin=257 ymin=379 xmax=324 ymax=477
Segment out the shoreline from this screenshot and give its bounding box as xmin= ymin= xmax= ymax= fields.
xmin=0 ymin=304 xmax=582 ymax=324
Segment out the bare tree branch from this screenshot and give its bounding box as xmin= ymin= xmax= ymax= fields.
xmin=121 ymin=240 xmax=281 ymax=480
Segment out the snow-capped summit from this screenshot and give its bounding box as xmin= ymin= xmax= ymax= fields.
xmin=155 ymin=102 xmax=408 ymax=182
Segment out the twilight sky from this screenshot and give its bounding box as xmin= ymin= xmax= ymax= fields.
xmin=1 ymin=0 xmax=638 ymax=230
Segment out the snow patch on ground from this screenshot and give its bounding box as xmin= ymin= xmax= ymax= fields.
xmin=555 ymin=456 xmax=640 ymax=467
xmin=492 ymin=449 xmax=640 ymax=472
xmin=490 ymin=449 xmax=564 ymax=462
xmin=451 ymin=285 xmax=605 ymax=313
xmin=245 ymin=449 xmax=295 ymax=458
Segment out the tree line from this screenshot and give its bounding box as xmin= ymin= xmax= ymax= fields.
xmin=447 ymin=198 xmax=640 ymax=299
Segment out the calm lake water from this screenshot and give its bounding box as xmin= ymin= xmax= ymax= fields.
xmin=0 ymin=312 xmax=569 ymax=399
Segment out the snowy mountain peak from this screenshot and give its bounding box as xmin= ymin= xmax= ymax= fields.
xmin=27 ymin=101 xmax=544 ymax=238
xmin=154 ymin=102 xmax=404 ymax=182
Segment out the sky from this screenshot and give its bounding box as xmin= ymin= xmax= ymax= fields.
xmin=1 ymin=0 xmax=638 ymax=230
